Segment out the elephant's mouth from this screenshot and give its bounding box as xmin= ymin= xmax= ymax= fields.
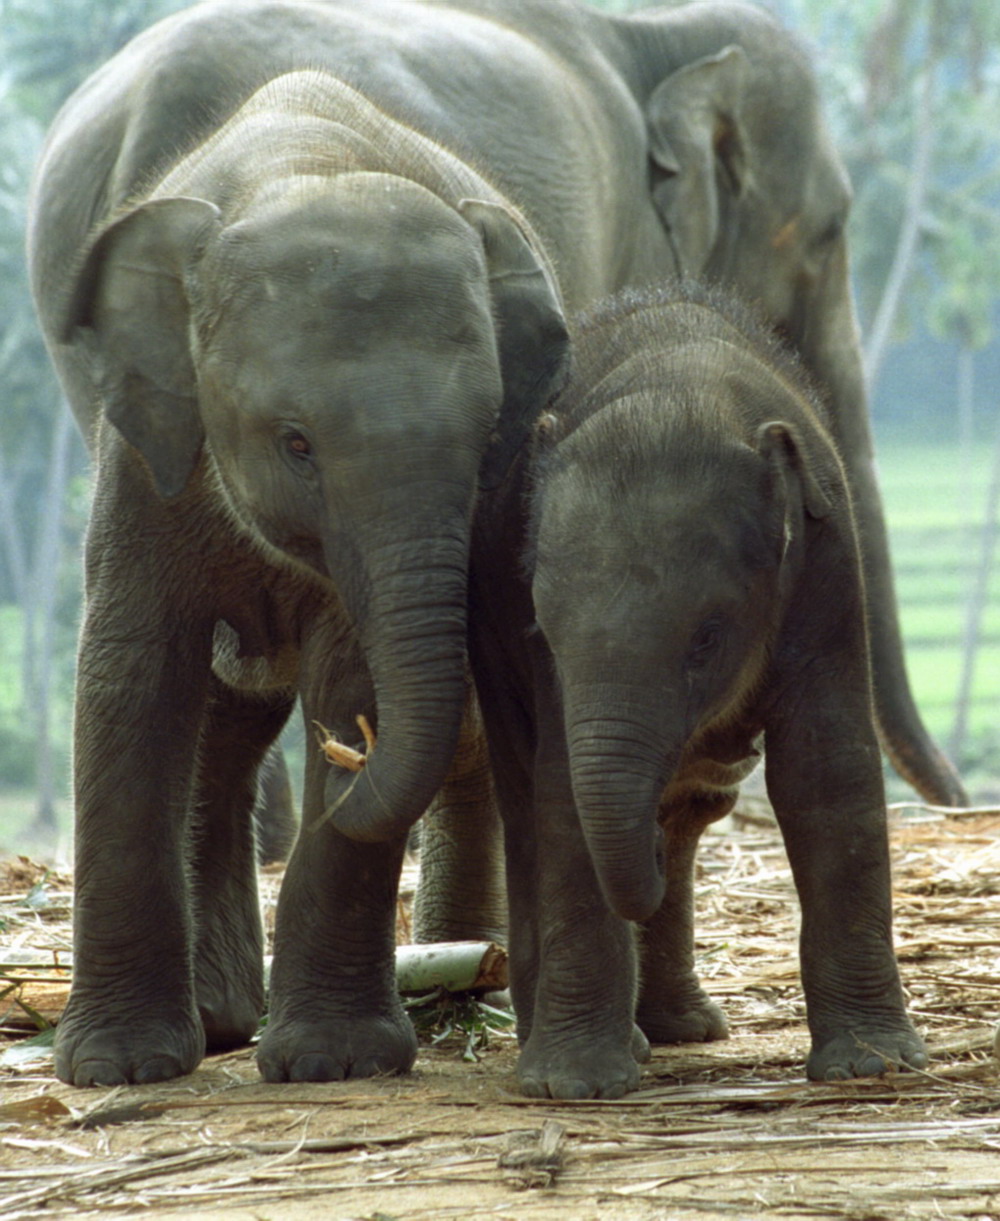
xmin=214 ymin=480 xmax=330 ymax=575
xmin=653 ymin=824 xmax=667 ymax=877
xmin=255 ymin=524 xmax=327 ymax=575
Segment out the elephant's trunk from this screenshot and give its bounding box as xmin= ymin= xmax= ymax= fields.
xmin=799 ymin=243 xmax=967 ymax=807
xmin=321 ymin=496 xmax=471 ymax=844
xmin=564 ymin=684 xmax=672 ymax=923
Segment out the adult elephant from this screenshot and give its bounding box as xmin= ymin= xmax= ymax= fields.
xmin=417 ymin=0 xmax=967 ymax=953
xmin=28 ymin=0 xmax=958 ymax=1087
xmin=601 ymin=0 xmax=965 ymax=808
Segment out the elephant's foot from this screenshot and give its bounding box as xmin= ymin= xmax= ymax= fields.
xmin=196 ymin=965 xmax=264 ymax=1051
xmin=194 ymin=917 xmax=265 ymax=1051
xmin=518 ymin=1028 xmax=643 ymax=1100
xmin=256 ymin=1003 xmax=418 ymax=1082
xmin=54 ymin=1001 xmax=205 ymax=1087
xmin=807 ymin=1022 xmax=927 ymax=1081
xmin=631 ymin=1023 xmax=652 ymax=1063
xmin=636 ymin=976 xmax=729 ymax=1044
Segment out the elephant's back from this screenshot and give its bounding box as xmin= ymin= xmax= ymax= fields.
xmin=28 ymin=0 xmax=656 ymax=327
xmin=28 ymin=4 xmax=344 ymax=283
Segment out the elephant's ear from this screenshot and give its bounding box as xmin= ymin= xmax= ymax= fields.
xmin=757 ymin=421 xmax=833 ymax=564
xmin=647 ymin=46 xmax=749 ymax=276
xmin=458 ymin=198 xmax=571 ymax=489
xmin=62 ymin=197 xmax=222 ymax=498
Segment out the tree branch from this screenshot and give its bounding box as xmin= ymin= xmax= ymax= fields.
xmin=864 ymin=61 xmax=937 ymax=392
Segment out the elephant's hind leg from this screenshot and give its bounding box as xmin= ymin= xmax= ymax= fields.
xmin=253 ymin=744 xmax=299 ymax=866
xmin=636 ymin=799 xmax=730 ymax=1045
xmin=190 ymin=679 xmax=295 ymax=1050
xmin=413 ymin=691 xmax=508 ymax=946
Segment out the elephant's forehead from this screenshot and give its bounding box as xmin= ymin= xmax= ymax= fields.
xmin=223 ymin=176 xmax=478 ymax=267
xmin=204 ymin=236 xmax=489 ymax=364
xmin=536 ymin=439 xmax=772 ymax=590
xmin=200 ymin=185 xmax=485 ymax=339
xmin=539 ymin=498 xmax=740 ymax=578
xmin=223 ymin=233 xmax=476 ymax=304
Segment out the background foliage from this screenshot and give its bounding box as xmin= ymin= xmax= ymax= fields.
xmin=0 ymin=0 xmax=997 ymax=849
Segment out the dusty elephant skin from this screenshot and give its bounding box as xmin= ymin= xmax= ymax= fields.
xmin=28 ymin=0 xmax=956 ymax=1090
xmin=467 ymin=283 xmax=928 ymax=1100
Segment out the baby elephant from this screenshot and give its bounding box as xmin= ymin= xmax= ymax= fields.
xmin=469 ymin=283 xmax=926 ymax=1099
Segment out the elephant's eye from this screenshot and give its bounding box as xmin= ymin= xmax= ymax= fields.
xmin=283 ymin=430 xmax=313 ymax=461
xmin=277 ymin=426 xmax=317 ymax=479
xmin=815 ymin=216 xmax=845 ymax=249
xmin=687 ymin=618 xmax=724 ymax=670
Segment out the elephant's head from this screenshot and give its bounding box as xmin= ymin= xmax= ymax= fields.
xmin=529 ymin=309 xmax=836 ymax=922
xmin=620 ymin=4 xmax=966 ymax=806
xmin=63 ymin=172 xmax=569 ymax=841
xmin=638 ymin=13 xmax=852 ymax=371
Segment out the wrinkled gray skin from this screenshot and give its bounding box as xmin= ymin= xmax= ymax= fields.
xmin=468 ymin=283 xmax=927 ymax=1099
xmin=28 ymin=0 xmax=955 ymax=1089
xmin=421 ymin=0 xmax=964 ymax=946
xmin=252 ymin=750 xmax=298 ymax=868
xmin=29 ymin=51 xmax=573 ymax=1087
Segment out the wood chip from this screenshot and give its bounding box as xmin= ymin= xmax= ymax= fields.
xmin=498 ymin=1119 xmax=567 ymax=1187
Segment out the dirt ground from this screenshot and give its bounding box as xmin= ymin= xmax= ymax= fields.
xmin=2 ymin=800 xmax=1000 ymax=1220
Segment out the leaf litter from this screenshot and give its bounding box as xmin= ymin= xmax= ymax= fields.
xmin=0 ymin=801 xmax=999 ymax=1219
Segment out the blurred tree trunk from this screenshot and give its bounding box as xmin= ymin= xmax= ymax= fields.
xmin=949 ymin=408 xmax=1000 ymax=763
xmin=26 ymin=402 xmax=75 ymax=837
xmin=0 ymin=442 xmax=35 ymax=706
xmin=957 ymin=346 xmax=975 ymax=521
xmin=864 ymin=57 xmax=937 ymax=393
xmin=0 ymin=449 xmax=29 ymax=599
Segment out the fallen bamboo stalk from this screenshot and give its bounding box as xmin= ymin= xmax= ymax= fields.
xmin=1 ymin=941 xmax=509 ymax=1030
xmin=888 ymin=802 xmax=1000 ymax=820
xmin=394 ymin=941 xmax=507 ymax=995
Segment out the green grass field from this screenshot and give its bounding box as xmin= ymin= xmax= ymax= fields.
xmin=878 ymin=439 xmax=999 ymax=747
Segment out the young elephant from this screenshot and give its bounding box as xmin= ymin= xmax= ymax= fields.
xmin=468 ymin=283 xmax=926 ymax=1099
xmin=29 ymin=66 xmax=568 ymax=1088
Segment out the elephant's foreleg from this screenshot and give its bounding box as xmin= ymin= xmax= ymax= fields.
xmin=257 ymin=817 xmax=416 ymax=1081
xmin=413 ymin=690 xmax=507 ymax=946
xmin=515 ymin=794 xmax=642 ymax=1098
xmin=636 ymin=799 xmax=729 ymax=1044
xmin=257 ymin=667 xmax=417 ymax=1081
xmin=59 ymin=591 xmax=213 ymax=1085
xmin=190 ymin=679 xmax=295 ymax=1049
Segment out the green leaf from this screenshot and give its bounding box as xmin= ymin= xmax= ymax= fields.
xmin=0 ymin=1027 xmax=55 ymax=1069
